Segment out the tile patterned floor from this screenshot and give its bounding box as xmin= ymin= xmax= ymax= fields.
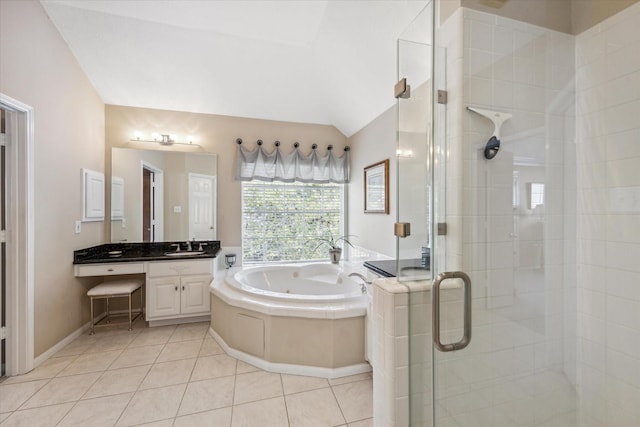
xmin=0 ymin=321 xmax=373 ymax=426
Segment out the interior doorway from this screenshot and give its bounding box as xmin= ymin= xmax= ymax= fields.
xmin=141 ymin=161 xmax=163 ymax=242
xmin=142 ymin=167 xmax=152 ymax=242
xmin=0 ymin=93 xmax=34 ymax=377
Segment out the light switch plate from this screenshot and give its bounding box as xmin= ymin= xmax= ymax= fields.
xmin=173 ymin=206 xmax=182 ymax=213
xmin=75 ymin=220 xmax=81 ymax=234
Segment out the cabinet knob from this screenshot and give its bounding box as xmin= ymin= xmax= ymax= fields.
xmin=107 ymin=268 xmax=114 ymax=272
xmin=182 ymin=286 xmax=185 ymax=291
xmin=174 ymin=286 xmax=178 ymax=291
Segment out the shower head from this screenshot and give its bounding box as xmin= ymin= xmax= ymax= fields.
xmin=467 ymin=106 xmax=512 ymax=160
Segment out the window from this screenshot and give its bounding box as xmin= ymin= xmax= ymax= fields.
xmin=528 ymin=182 xmax=544 ymax=209
xmin=512 ymin=171 xmax=519 ymax=208
xmin=242 ymin=181 xmax=344 ymax=263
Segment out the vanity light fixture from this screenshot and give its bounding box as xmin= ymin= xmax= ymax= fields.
xmin=130 ymin=132 xmax=200 ymax=146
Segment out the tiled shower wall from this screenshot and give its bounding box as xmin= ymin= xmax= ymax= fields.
xmin=435 ymin=6 xmax=577 ymax=426
xmin=437 ymin=2 xmax=640 ymax=425
xmin=376 ymin=3 xmax=640 ymax=426
xmin=575 ymin=2 xmax=640 ymax=425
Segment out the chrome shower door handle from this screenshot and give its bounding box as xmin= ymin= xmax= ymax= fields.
xmin=432 ymin=271 xmax=472 ymax=352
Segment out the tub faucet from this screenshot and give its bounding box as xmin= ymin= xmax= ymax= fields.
xmin=348 ymin=272 xmax=371 ymax=294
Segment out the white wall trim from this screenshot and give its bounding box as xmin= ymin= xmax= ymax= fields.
xmin=0 ymin=93 xmax=35 ymax=375
xmin=33 ymin=321 xmax=91 ymax=367
xmin=34 ymin=311 xmax=132 ymax=367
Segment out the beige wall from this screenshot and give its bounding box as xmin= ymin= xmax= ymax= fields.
xmin=461 ymin=0 xmax=573 ymax=33
xmin=0 ymin=0 xmax=106 ymax=356
xmin=449 ymin=0 xmax=639 ymax=34
xmin=105 ymin=105 xmax=348 ymax=247
xmin=571 ymin=0 xmax=639 ymax=34
xmin=347 ymin=106 xmax=396 ymax=258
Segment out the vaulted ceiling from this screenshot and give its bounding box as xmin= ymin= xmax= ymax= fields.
xmin=40 ymin=0 xmax=429 ymax=137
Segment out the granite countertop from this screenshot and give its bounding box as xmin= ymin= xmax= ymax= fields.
xmin=73 ymin=241 xmax=221 ymax=264
xmin=363 ymin=258 xmax=430 ymax=278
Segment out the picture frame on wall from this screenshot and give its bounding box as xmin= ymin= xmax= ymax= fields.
xmin=364 ymin=159 xmax=389 ymax=214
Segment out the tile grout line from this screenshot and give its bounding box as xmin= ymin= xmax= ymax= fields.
xmin=5 ymin=323 xmax=146 ymax=425
xmin=111 ymin=325 xmax=176 ymax=427
xmin=80 ymin=329 xmax=145 ymax=426
xmin=279 ymin=373 xmax=292 ymax=427
xmin=329 ymin=383 xmax=349 ymax=427
xmin=172 ymin=336 xmax=203 ymax=423
xmin=8 ymin=322 xmax=374 ymax=426
xmin=229 ymin=358 xmax=239 ymax=427
xmin=53 ymin=360 xmax=111 ymax=426
xmin=2 ymin=343 xmax=89 ymax=419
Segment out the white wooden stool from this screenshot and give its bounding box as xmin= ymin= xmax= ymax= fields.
xmin=87 ymin=279 xmax=143 ymax=335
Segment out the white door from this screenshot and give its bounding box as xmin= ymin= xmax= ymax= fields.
xmin=189 ymin=173 xmax=216 ymax=240
xmin=111 ymin=176 xmax=125 ymax=220
xmin=180 ymin=275 xmax=211 ymax=314
xmin=147 ymin=277 xmax=180 ymax=318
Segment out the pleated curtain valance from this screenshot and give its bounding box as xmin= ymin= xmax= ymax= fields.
xmin=234 ymin=139 xmax=350 ymax=184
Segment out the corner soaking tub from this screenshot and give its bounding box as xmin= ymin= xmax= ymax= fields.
xmin=209 ymin=263 xmax=371 ymax=378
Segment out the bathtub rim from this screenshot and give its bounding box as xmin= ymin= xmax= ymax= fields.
xmin=211 ymin=263 xmax=369 ymax=319
xmin=228 ymin=262 xmax=364 ymax=302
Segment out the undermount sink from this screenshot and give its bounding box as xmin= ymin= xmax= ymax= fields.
xmin=164 ymin=251 xmax=205 ymax=257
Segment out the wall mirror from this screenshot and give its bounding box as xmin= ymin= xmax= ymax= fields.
xmin=111 ymin=147 xmax=217 ymax=243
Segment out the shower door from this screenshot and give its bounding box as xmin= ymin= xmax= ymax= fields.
xmin=396 ymin=1 xmax=443 ymax=425
xmin=397 ymin=2 xmax=579 ymax=426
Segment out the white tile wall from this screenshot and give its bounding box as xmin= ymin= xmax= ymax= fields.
xmin=439 ymin=5 xmax=577 ymax=427
xmin=377 ymin=3 xmax=640 ymax=426
xmin=576 ymin=2 xmax=640 ymax=425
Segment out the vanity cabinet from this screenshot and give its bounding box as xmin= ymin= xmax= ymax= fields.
xmin=146 ymin=259 xmax=212 ymax=322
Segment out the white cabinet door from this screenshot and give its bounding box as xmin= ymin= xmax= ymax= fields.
xmin=180 ymin=275 xmax=211 ymax=314
xmin=148 ymin=277 xmax=181 ymax=318
xmin=82 ymin=168 xmax=105 ymax=221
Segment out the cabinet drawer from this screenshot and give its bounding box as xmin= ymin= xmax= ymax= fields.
xmin=147 ymin=260 xmax=212 ymax=277
xmin=75 ymin=262 xmax=144 ymax=277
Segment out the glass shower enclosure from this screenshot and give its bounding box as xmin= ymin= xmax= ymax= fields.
xmin=396 ymin=1 xmax=581 ymax=425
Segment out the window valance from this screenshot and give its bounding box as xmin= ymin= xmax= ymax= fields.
xmin=235 ymin=139 xmax=350 ymax=184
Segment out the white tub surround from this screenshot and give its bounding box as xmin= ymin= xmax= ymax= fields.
xmin=209 ymin=263 xmax=371 ymax=378
xmin=372 ymin=277 xmax=437 ymax=427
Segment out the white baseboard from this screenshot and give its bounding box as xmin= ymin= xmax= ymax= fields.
xmin=208 ymin=327 xmax=371 ymax=379
xmin=149 ymin=315 xmax=209 ymax=327
xmin=33 ymin=319 xmax=93 ymax=367
xmin=33 ymin=310 xmax=125 ymax=368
